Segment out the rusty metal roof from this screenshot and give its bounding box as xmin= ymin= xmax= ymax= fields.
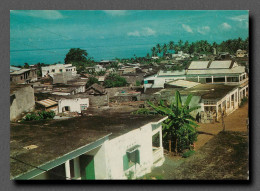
xmin=36 ymin=99 xmax=57 ymax=108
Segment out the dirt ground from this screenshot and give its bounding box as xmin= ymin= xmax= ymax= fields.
xmin=142 ymin=102 xmax=249 ymax=180
xmin=195 ymin=102 xmax=248 ymax=150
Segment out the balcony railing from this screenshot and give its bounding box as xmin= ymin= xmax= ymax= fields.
xmin=152 ymin=147 xmax=163 ymax=164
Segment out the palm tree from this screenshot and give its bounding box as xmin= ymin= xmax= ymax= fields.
xmin=147 ymin=91 xmax=199 ymax=153
xmin=151 ymin=47 xmax=157 ymax=57
xmin=162 ymin=43 xmax=168 ymax=57
xmin=156 ymin=43 xmax=161 ymax=55
xmin=168 ymin=41 xmax=174 ymax=53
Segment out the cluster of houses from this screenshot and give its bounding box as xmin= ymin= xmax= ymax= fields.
xmin=10 ymin=50 xmax=249 ymax=180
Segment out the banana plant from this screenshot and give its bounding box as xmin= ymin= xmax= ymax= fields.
xmin=147 ymin=90 xmax=200 ymax=153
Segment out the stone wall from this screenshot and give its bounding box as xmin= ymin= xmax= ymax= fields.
xmin=10 ymin=85 xmax=35 ymax=121
xmin=106 ymin=87 xmax=131 ymax=97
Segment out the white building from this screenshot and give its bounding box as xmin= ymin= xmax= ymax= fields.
xmin=42 ymin=64 xmax=77 ymax=78
xmin=144 ymin=60 xmax=248 ymax=92
xmin=11 ymin=115 xmax=167 ymax=180
xmin=58 ymin=98 xmax=89 ymax=113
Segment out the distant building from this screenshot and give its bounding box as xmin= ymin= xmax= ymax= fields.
xmin=41 ymin=64 xmax=77 ymax=78
xmin=58 ymin=98 xmax=89 ymax=113
xmin=10 ymin=84 xmax=35 ymax=121
xmin=144 ymin=60 xmax=248 ymax=91
xmin=10 ymin=114 xmax=166 ymax=180
xmin=10 ymin=66 xmax=37 ymax=84
xmin=236 ymin=49 xmax=247 ymax=58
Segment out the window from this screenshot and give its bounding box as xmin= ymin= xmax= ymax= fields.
xmin=206 ymin=78 xmax=212 ymax=83
xmin=52 ymin=69 xmax=55 ymax=72
xmin=123 ymin=146 xmax=140 ymax=171
xmin=20 ymin=76 xmax=23 ymax=80
xmin=213 ymin=77 xmax=225 ymax=83
xmin=60 ymin=69 xmax=63 ymax=72
xmin=227 ymin=77 xmax=239 ymax=82
xmin=147 ymin=80 xmax=154 ymax=84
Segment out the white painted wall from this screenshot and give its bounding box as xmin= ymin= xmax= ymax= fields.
xmin=103 ymin=122 xmax=165 ymax=179
xmin=58 ymin=98 xmax=89 ymax=113
xmin=42 ymin=64 xmax=77 ymax=77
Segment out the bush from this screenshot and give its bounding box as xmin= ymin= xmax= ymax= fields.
xmin=239 ymin=97 xmax=248 ymax=107
xmin=104 ymin=73 xmax=127 ymax=88
xmin=132 ymin=108 xmax=151 ymax=115
xmin=23 ymin=111 xmax=55 ymax=121
xmin=136 ymin=80 xmax=141 ymax=86
xmin=182 ymin=150 xmax=195 ymax=158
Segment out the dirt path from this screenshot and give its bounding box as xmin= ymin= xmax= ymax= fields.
xmin=194 ymin=102 xmax=248 ymax=150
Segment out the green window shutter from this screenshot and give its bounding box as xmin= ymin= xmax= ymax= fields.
xmin=123 ymin=154 xmax=129 ymax=171
xmin=135 ymin=150 xmax=140 ymax=164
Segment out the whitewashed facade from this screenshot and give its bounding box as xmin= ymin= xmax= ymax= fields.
xmin=42 ymin=64 xmax=77 ymax=78
xmin=58 ymin=98 xmax=89 ymax=113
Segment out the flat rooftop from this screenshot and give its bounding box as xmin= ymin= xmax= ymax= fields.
xmin=10 ymin=113 xmax=165 ymax=178
xmin=156 ymin=84 xmax=238 ymax=100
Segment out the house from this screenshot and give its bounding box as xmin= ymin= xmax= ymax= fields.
xmin=150 ymin=83 xmax=248 ymax=123
xmin=143 ymin=70 xmax=186 ymax=91
xmin=236 ymin=49 xmax=248 ymax=58
xmin=86 ymin=83 xmax=107 ymax=96
xmin=10 ymin=85 xmax=35 ymax=121
xmin=10 ymin=67 xmax=37 ymax=84
xmin=53 ymin=72 xmax=76 ymax=84
xmin=10 ymin=114 xmax=166 ymax=180
xmin=186 ymin=60 xmax=248 ymax=85
xmin=35 ymin=99 xmax=58 ymax=113
xmin=111 ymin=91 xmax=141 ymax=103
xmin=41 ymin=64 xmax=77 ymax=78
xmin=144 ymin=60 xmax=248 ymax=92
xmin=58 ymin=98 xmax=89 ymax=113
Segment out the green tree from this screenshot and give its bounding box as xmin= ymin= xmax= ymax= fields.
xmin=23 ymin=63 xmax=29 ymax=68
xmin=151 ymin=47 xmax=157 ymax=57
xmin=65 ymin=48 xmax=88 ymax=63
xmin=104 ymin=73 xmax=127 ymax=88
xmin=162 ymin=43 xmax=168 ymax=57
xmin=86 ymin=77 xmax=99 ymax=87
xmin=168 ymin=41 xmax=175 ymax=53
xmin=156 ymin=43 xmax=161 ymax=55
xmin=147 ymin=91 xmax=199 ymax=153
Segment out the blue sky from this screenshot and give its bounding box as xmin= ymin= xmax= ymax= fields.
xmin=10 ymin=10 xmax=249 ymax=65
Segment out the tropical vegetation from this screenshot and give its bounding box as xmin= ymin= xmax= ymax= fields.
xmin=23 ymin=111 xmax=55 ymax=121
xmin=134 ymin=91 xmax=200 ymax=153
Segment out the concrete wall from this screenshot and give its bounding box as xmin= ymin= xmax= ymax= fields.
xmin=88 ymin=95 xmax=109 ymax=107
xmin=42 ymin=64 xmax=77 ymax=78
xmin=104 ymin=123 xmax=164 ymax=179
xmin=53 ymin=72 xmax=74 ymax=84
xmin=58 ymin=98 xmax=89 ymax=113
xmin=10 ymin=85 xmax=35 ymax=121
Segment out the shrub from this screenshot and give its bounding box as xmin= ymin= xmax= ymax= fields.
xmin=136 ymin=80 xmax=141 ymax=86
xmin=132 ymin=108 xmax=151 ymax=115
xmin=239 ymin=97 xmax=248 ymax=107
xmin=182 ymin=150 xmax=195 ymax=158
xmin=23 ymin=111 xmax=55 ymax=121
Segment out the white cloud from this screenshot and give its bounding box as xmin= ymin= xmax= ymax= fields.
xmin=127 ymin=27 xmax=156 ymax=37
xmin=143 ymin=27 xmax=156 ymax=36
xmin=11 ymin=10 xmax=64 ymax=20
xmin=197 ymin=26 xmax=210 ymax=35
xmin=229 ymin=14 xmax=248 ymax=22
xmin=103 ymin=10 xmax=127 ymax=16
xmin=127 ymin=31 xmax=140 ymax=37
xmin=221 ymin=22 xmax=232 ymax=30
xmin=182 ymin=24 xmax=193 ymax=33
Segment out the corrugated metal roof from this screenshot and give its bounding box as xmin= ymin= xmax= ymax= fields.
xmin=10 ymin=66 xmax=21 ymax=72
xmin=209 ymin=61 xmax=232 ymax=69
xmin=188 ymin=61 xmax=209 ymax=69
xmin=166 ymin=80 xmax=200 ymax=88
xmin=186 ymin=66 xmax=245 ymax=75
xmin=10 ymin=69 xmax=31 ymax=75
xmin=36 ymin=99 xmax=57 ymax=108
